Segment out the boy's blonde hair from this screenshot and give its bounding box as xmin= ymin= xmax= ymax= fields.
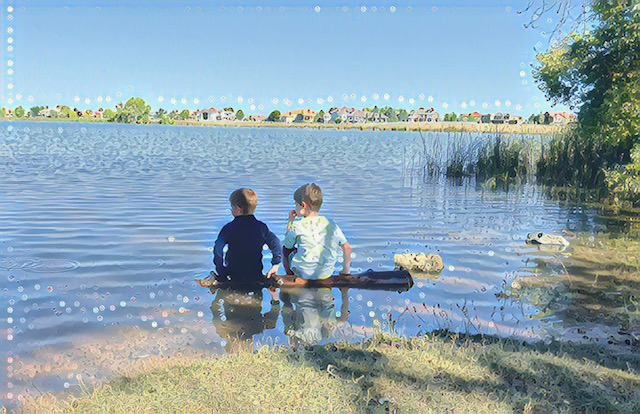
xmin=294 ymin=183 xmax=323 ymax=212
xmin=229 ymin=188 xmax=257 ymax=215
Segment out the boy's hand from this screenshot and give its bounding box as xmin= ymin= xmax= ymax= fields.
xmin=288 ymin=210 xmax=297 ymax=221
xmin=266 ymin=264 xmax=279 ymax=279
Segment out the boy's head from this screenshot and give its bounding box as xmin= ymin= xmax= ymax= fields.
xmin=293 ymin=183 xmax=323 ymax=215
xmin=229 ymin=188 xmax=257 ymax=216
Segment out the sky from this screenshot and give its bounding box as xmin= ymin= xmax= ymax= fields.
xmin=1 ymin=0 xmax=571 ymax=115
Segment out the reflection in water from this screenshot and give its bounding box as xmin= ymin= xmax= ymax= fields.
xmin=210 ymin=288 xmax=279 ymax=352
xmin=281 ymin=288 xmax=349 ymax=347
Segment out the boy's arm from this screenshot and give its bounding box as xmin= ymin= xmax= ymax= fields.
xmin=340 ymin=242 xmax=351 ymax=275
xmin=264 ymin=229 xmax=282 ymax=278
xmin=213 ymin=227 xmax=228 ymax=278
xmin=282 ymin=247 xmax=295 ymax=275
xmin=282 ymin=223 xmax=297 ymax=276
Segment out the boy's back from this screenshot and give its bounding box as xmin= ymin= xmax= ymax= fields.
xmin=214 ymin=188 xmax=282 ymax=285
xmin=283 ymin=215 xmax=346 ymax=280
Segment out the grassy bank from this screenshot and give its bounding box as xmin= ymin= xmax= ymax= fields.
xmin=22 ymin=330 xmax=640 ymax=413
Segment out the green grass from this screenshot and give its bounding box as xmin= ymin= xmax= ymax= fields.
xmin=23 ymin=330 xmax=640 ymax=413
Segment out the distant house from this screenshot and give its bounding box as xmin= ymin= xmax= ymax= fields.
xmin=408 ymin=107 xmax=440 ymax=123
xmin=279 ymin=109 xmax=317 ymax=123
xmin=279 ymin=111 xmax=297 ymax=123
xmin=38 ymin=106 xmax=58 ymax=118
xmin=365 ymin=111 xmax=389 ymax=123
xmin=194 ymin=108 xmax=222 ymax=122
xmin=482 ymin=113 xmax=523 ymax=124
xmin=460 ymin=111 xmax=483 ymax=122
xmin=549 ymin=111 xmax=575 ymax=124
xmin=292 ymin=109 xmax=317 ymax=123
xmin=324 ymin=112 xmax=338 ymax=123
xmin=335 ymin=107 xmax=365 ymax=123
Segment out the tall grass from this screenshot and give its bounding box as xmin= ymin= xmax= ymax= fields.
xmin=406 ymin=131 xmax=552 ymax=185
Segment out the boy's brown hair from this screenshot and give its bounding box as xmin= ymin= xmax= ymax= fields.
xmin=294 ymin=183 xmax=323 ymax=212
xmin=229 ymin=188 xmax=257 ymax=215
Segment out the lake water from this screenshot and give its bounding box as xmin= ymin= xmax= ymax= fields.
xmin=0 ymin=121 xmax=622 ymax=403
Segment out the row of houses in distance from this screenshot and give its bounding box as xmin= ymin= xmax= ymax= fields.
xmin=192 ymin=106 xmax=442 ymax=124
xmin=2 ymin=104 xmax=576 ymax=126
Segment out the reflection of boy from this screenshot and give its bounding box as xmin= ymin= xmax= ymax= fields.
xmin=213 ymin=188 xmax=282 ymax=285
xmin=282 ymin=183 xmax=351 ymax=284
xmin=210 ymin=288 xmax=280 ymax=353
xmin=281 ymin=287 xmax=349 ymax=346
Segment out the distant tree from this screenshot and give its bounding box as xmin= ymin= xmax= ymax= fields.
xmin=236 ymin=109 xmax=245 ymax=121
xmin=155 ymin=108 xmax=166 ymax=118
xmin=335 ymin=117 xmax=342 ymax=124
xmin=30 ymin=106 xmax=45 ymax=117
xmin=397 ymin=109 xmax=408 ymax=122
xmin=168 ymin=110 xmax=179 ymax=120
xmin=103 ymin=109 xmax=116 ymax=121
xmin=114 ymin=97 xmax=151 ymax=124
xmin=223 ymin=107 xmax=234 ymax=112
xmin=14 ymin=106 xmax=25 ymax=118
xmin=382 ymin=107 xmax=397 ymax=122
xmin=314 ymin=110 xmax=325 ymax=123
xmin=267 ymin=110 xmax=281 ymax=122
xmin=180 ymin=109 xmax=190 ymax=120
xmin=0 ymin=108 xmax=5 ymax=118
xmin=444 ymin=112 xmax=458 ymax=122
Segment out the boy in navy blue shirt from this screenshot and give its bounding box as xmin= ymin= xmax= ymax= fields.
xmin=213 ymin=188 xmax=282 ymax=286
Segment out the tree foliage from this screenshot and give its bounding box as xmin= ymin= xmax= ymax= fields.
xmin=534 ymin=0 xmax=640 ymax=188
xmin=14 ymin=106 xmax=24 ymax=118
xmin=114 ymin=98 xmax=151 ymax=124
xmin=267 ymin=110 xmax=280 ymax=122
xmin=30 ymin=106 xmax=45 ymax=117
xmin=236 ymin=109 xmax=245 ymax=121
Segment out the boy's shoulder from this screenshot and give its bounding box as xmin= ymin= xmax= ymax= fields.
xmin=294 ymin=215 xmax=341 ymax=232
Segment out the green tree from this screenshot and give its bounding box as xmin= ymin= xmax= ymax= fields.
xmin=180 ymin=109 xmax=190 ymax=120
xmin=114 ymin=97 xmax=151 ymax=124
xmin=382 ymin=107 xmax=398 ymax=122
xmin=30 ymin=106 xmax=45 ymax=117
xmin=103 ymin=109 xmax=116 ymax=121
xmin=236 ymin=109 xmax=245 ymax=121
xmin=155 ymin=108 xmax=166 ymax=119
xmin=314 ymin=110 xmax=325 ymax=123
xmin=534 ymin=1 xmax=640 ymax=188
xmin=14 ymin=106 xmax=24 ymax=118
xmin=397 ymin=109 xmax=408 ymax=122
xmin=267 ymin=110 xmax=281 ymax=122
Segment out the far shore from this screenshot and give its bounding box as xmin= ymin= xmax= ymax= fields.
xmin=2 ymin=117 xmax=566 ymax=135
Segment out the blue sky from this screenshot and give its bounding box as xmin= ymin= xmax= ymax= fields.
xmin=1 ymin=0 xmax=569 ymax=115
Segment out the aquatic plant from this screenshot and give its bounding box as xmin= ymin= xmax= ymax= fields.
xmin=604 ymin=143 xmax=640 ymax=207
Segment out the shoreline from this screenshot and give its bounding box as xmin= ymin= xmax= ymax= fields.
xmin=1 ymin=117 xmax=566 ymax=135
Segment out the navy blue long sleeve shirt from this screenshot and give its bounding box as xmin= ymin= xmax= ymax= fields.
xmin=213 ymin=215 xmax=282 ymax=284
